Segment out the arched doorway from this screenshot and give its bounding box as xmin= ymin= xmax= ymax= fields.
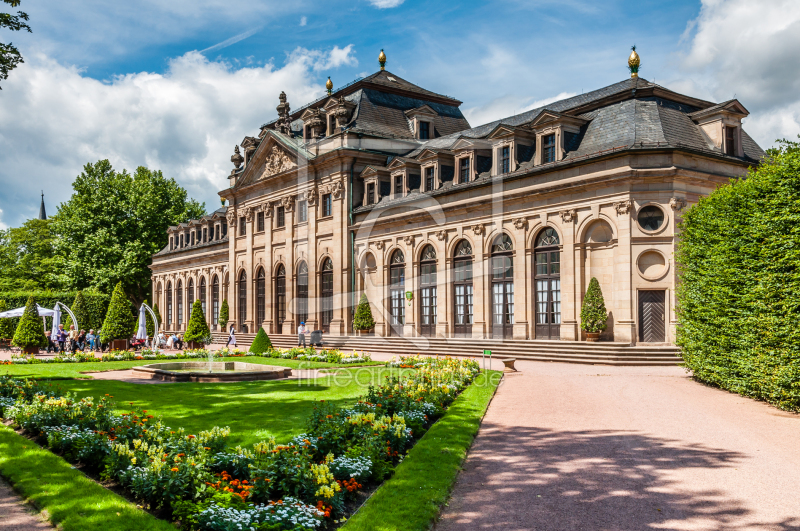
xmin=199 ymin=277 xmax=207 ymax=323
xmin=187 ymin=278 xmax=195 ymax=314
xmin=453 ymin=240 xmax=473 ymax=337
xmin=490 ymin=234 xmax=514 ymax=339
xmin=389 ymin=250 xmax=405 ymax=336
xmin=238 ymin=271 xmax=247 ymax=333
xmin=275 ymin=265 xmax=286 ymax=330
xmin=297 ymin=262 xmax=308 ymax=325
xmin=534 ymin=227 xmax=561 ymax=340
xmin=166 ymin=282 xmax=173 ymax=328
xmin=419 ymin=244 xmax=437 ymax=337
xmin=256 ymin=268 xmax=265 ymax=325
xmin=212 ymin=276 xmax=220 ymax=329
xmin=177 ymin=280 xmax=184 ymax=329
xmin=320 ymin=259 xmax=333 ymax=333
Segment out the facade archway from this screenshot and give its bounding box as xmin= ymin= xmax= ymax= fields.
xmin=453 ymin=239 xmax=473 ymax=337
xmin=177 ymin=279 xmax=184 ymax=329
xmin=320 ymin=259 xmax=333 ymax=333
xmin=256 ymin=268 xmax=266 ymax=325
xmin=418 ymin=244 xmax=437 ymax=337
xmin=296 ymin=262 xmax=308 ymax=324
xmin=534 ymin=227 xmax=561 ymax=340
xmin=275 ymin=265 xmax=286 ymax=329
xmin=187 ymin=278 xmax=195 ymax=314
xmin=238 ymin=270 xmax=247 ymax=333
xmin=166 ymin=281 xmax=173 ymax=328
xmin=212 ymin=275 xmax=220 ymax=329
xmin=389 ymin=249 xmax=405 ymax=336
xmin=490 ymin=234 xmax=514 ymax=339
xmin=199 ymin=277 xmax=207 ymax=324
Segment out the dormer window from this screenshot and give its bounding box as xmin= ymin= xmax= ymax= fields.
xmin=419 ymin=121 xmax=430 ymax=140
xmin=394 ymin=175 xmax=404 ymax=196
xmin=367 ymin=183 xmax=375 ymax=204
xmin=725 ymin=126 xmax=736 ymax=156
xmin=180 ymin=234 xmax=184 ymax=248
xmin=425 ymin=167 xmax=435 ymax=191
xmin=221 ymin=223 xmax=227 ymax=237
xmin=170 ymin=236 xmax=174 ymax=250
xmin=203 ymin=228 xmax=207 ymax=242
xmin=500 ymin=146 xmax=510 ymax=174
xmin=191 ymin=232 xmax=195 ymax=245
xmin=459 ymin=157 xmax=471 ymax=183
xmin=543 ymin=134 xmax=556 ymax=164
xmin=215 ymin=225 xmax=220 ymax=240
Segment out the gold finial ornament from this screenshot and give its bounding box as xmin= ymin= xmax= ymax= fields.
xmin=378 ymin=49 xmax=386 ymax=70
xmin=326 ymin=76 xmax=333 ymax=95
xmin=628 ymin=45 xmax=640 ymax=78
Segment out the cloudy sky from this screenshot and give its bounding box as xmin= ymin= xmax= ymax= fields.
xmin=1 ymin=0 xmax=799 ymax=228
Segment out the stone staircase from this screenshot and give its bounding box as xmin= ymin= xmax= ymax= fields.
xmin=210 ymin=332 xmax=683 ymax=366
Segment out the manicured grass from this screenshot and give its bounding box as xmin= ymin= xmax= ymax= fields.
xmin=11 ymin=366 xmax=405 ymax=447
xmin=0 ymin=424 xmax=175 ymax=531
xmin=342 ymin=371 xmax=502 ymax=531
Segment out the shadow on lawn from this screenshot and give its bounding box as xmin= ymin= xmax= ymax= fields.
xmin=437 ymin=425 xmax=800 ymax=531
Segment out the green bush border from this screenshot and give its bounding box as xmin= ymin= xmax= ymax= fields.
xmin=0 ymin=423 xmax=175 ymax=531
xmin=342 ymin=370 xmax=502 ymax=531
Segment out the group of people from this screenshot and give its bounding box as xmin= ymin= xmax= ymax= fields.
xmin=45 ymin=324 xmax=101 ymax=353
xmin=153 ymin=332 xmax=184 ymax=350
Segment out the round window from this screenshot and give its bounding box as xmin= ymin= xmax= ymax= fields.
xmin=638 ymin=205 xmax=665 ymax=232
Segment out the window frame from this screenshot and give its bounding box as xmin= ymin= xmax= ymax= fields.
xmin=424 ymin=166 xmax=435 ymax=192
xmin=276 ymin=206 xmax=285 ymax=228
xmin=321 ymin=193 xmax=332 ymax=217
xmin=297 ymin=199 xmax=308 ymax=223
xmin=542 ymin=134 xmax=556 ymax=164
xmin=419 ymin=121 xmax=430 ymax=140
xmin=459 ymin=157 xmax=470 ymax=183
xmin=257 ymin=211 xmax=265 ymax=232
xmin=239 ymin=216 xmax=246 ymax=236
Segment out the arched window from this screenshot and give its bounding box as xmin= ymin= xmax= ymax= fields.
xmin=297 ymin=262 xmax=308 ymax=324
xmin=490 ymin=234 xmax=513 ymax=339
xmin=320 ymin=259 xmax=333 ymax=332
xmin=238 ymin=271 xmax=247 ymax=332
xmin=212 ymin=276 xmax=220 ymax=327
xmin=177 ymin=280 xmax=184 ymax=328
xmin=256 ymin=268 xmax=265 ymax=325
xmin=419 ymin=245 xmax=437 ymax=337
xmin=166 ymin=282 xmax=173 ymax=327
xmin=200 ymin=277 xmax=207 ymax=323
xmin=534 ymin=227 xmax=561 ymax=340
xmin=187 ymin=278 xmax=195 ymax=313
xmin=453 ymin=240 xmax=473 ymax=337
xmin=389 ymin=250 xmax=405 ymax=336
xmin=156 ymin=282 xmax=163 ymax=325
xmin=275 ymin=265 xmax=286 ymax=327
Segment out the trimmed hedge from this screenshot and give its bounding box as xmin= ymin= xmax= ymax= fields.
xmin=0 ymin=290 xmax=109 ymax=335
xmin=184 ymin=299 xmax=210 ymax=343
xmin=12 ymin=296 xmax=47 ymax=350
xmin=100 ymin=282 xmax=135 ymax=343
xmin=353 ymin=293 xmax=375 ymax=331
xmin=676 ymin=139 xmax=800 ymax=411
xmin=249 ymin=326 xmax=272 ymax=354
xmin=580 ymin=277 xmax=607 ymax=333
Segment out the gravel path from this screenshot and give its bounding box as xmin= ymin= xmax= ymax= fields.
xmin=0 ymin=477 xmax=52 ymax=530
xmin=436 ymin=361 xmax=800 ymax=531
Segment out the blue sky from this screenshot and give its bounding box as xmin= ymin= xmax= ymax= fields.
xmin=1 ymin=0 xmax=799 ymax=227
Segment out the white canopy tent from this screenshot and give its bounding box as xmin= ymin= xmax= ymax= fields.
xmin=135 ymin=303 xmax=159 ymax=346
xmin=0 ymin=304 xmax=55 ymax=318
xmin=0 ymin=302 xmax=78 ymax=335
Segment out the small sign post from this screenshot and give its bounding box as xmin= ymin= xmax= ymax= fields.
xmin=483 ymin=349 xmax=491 ymax=371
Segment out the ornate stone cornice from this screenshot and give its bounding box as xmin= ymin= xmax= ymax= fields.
xmin=261 ymin=146 xmax=295 ymax=179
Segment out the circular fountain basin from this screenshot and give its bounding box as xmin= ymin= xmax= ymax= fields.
xmin=133 ymin=362 xmax=292 ymax=382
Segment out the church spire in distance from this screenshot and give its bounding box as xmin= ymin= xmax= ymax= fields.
xmin=38 ymin=191 xmax=47 ymax=220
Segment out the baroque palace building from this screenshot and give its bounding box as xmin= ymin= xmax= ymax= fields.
xmin=150 ymin=49 xmax=764 ymax=345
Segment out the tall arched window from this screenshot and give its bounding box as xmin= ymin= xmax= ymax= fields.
xmin=453 ymin=240 xmax=473 ymax=337
xmin=297 ymin=262 xmax=308 ymax=324
xmin=320 ymin=259 xmax=333 ymax=332
xmin=238 ymin=271 xmax=247 ymax=332
xmin=177 ymin=280 xmax=184 ymax=328
xmin=256 ymin=268 xmax=265 ymax=325
xmin=389 ymin=250 xmax=405 ymax=336
xmin=490 ymin=234 xmax=514 ymax=339
xmin=166 ymin=282 xmax=173 ymax=327
xmin=419 ymin=245 xmax=437 ymax=337
xmin=275 ymin=265 xmax=286 ymax=327
xmin=187 ymin=278 xmax=195 ymax=313
xmin=212 ymin=276 xmax=220 ymax=328
xmin=156 ymin=282 xmax=163 ymax=325
xmin=200 ymin=277 xmax=207 ymax=323
xmin=534 ymin=227 xmax=561 ymax=340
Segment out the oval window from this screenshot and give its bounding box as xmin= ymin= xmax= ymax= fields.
xmin=638 ymin=205 xmax=665 ymax=232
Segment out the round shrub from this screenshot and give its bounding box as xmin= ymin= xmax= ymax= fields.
xmin=11 ymin=296 xmax=47 ymax=351
xmin=249 ymin=327 xmax=272 ymax=355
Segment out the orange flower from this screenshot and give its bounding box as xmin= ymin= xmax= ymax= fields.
xmin=171 ymin=467 xmax=179 ymax=472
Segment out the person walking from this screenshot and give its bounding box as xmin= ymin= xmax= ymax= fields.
xmin=297 ymin=321 xmax=307 ymax=348
xmin=56 ymin=324 xmax=67 ymax=353
xmin=226 ymin=325 xmax=237 ymax=347
xmin=68 ymin=325 xmax=79 ymax=352
xmin=86 ymin=330 xmax=96 ymax=351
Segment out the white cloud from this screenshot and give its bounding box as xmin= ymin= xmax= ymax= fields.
xmin=367 ymin=0 xmax=405 ymax=8
xmin=0 ymin=45 xmax=357 ymax=227
xmin=200 ymin=27 xmax=262 ymax=54
xmin=463 ymin=92 xmax=577 ymax=129
xmin=677 ymin=0 xmax=800 ymax=147
xmin=300 ymin=16 xmax=307 ymax=26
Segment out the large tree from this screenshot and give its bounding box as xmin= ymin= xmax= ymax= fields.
xmin=0 ymin=0 xmax=31 ymax=89
xmin=0 ymin=218 xmax=61 ymax=291
xmin=52 ymin=160 xmax=205 ymax=305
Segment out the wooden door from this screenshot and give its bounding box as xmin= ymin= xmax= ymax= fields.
xmin=639 ymin=290 xmax=666 ymax=342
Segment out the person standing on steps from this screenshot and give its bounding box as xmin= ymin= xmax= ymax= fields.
xmin=297 ymin=321 xmax=307 ymax=348
xmin=226 ymin=325 xmax=237 ymax=347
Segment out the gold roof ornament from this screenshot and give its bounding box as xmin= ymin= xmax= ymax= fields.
xmin=628 ymin=45 xmax=640 ymax=78
xmin=326 ymin=76 xmax=333 ymax=95
xmin=378 ymin=49 xmax=386 ymax=70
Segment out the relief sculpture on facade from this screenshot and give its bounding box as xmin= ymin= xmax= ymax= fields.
xmin=261 ymin=147 xmax=296 ymax=179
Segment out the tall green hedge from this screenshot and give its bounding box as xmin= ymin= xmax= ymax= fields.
xmin=184 ymin=300 xmax=210 ymax=343
xmin=101 ymin=282 xmax=136 ymax=343
xmin=353 ymin=293 xmax=375 ymax=331
xmin=0 ymin=291 xmax=109 ymax=334
xmin=676 ymin=139 xmax=800 ymax=412
xmin=65 ymin=291 xmax=91 ymax=331
xmin=580 ymin=277 xmax=607 ymax=333
xmin=0 ymin=300 xmax=16 ymax=339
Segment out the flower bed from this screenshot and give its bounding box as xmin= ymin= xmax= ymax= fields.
xmin=7 ymin=347 xmax=371 ymax=366
xmin=0 ymin=355 xmax=478 ymax=530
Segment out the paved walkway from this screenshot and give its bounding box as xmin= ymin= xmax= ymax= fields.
xmin=0 ymin=477 xmax=52 ymax=530
xmin=437 ymin=361 xmax=800 ymax=531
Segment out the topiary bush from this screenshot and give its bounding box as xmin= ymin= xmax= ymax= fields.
xmin=100 ymin=282 xmax=135 ymax=343
xmin=184 ymin=299 xmax=210 ymax=344
xmin=353 ymin=293 xmax=375 ymax=331
xmin=0 ymin=300 xmax=16 ymax=339
xmin=677 ymin=138 xmax=800 ymax=412
xmin=219 ymin=299 xmax=229 ymax=331
xmin=12 ymin=296 xmax=47 ymax=352
xmin=249 ymin=327 xmax=272 ymax=355
xmin=66 ymin=290 xmax=91 ymax=331
xmin=580 ymin=277 xmax=607 ymax=333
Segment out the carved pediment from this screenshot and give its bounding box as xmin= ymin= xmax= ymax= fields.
xmin=260 ymin=146 xmax=296 ymax=179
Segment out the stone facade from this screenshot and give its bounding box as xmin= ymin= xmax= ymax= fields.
xmin=150 ymin=63 xmax=763 ymax=345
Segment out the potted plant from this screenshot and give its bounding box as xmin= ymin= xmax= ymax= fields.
xmin=353 ymin=293 xmax=376 ymax=336
xmin=184 ymin=299 xmax=211 ymax=349
xmin=580 ymin=277 xmax=608 ymax=342
xmin=249 ymin=327 xmax=272 ymax=355
xmin=12 ymin=296 xmax=47 ymax=355
xmin=101 ymin=282 xmax=136 ymax=351
xmin=218 ymin=299 xmax=229 ymax=332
